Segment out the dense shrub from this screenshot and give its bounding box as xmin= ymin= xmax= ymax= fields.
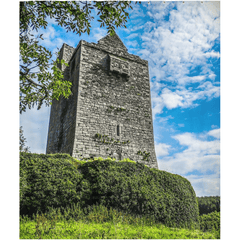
xmin=20 ymin=153 xmax=199 ymax=228
xmin=199 ymin=211 xmax=220 ymax=236
xmin=20 ymin=152 xmax=90 ymax=216
xmin=78 ymin=159 xmax=199 ymax=228
xmin=197 ymin=196 xmax=220 ymax=215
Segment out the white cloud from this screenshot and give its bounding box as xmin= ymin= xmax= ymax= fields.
xmin=173 ymin=132 xmax=220 ymax=155
xmin=158 ymin=130 xmax=220 ymax=174
xmin=129 ymin=2 xmax=146 ymax=18
xmin=204 ymin=50 xmax=220 ymax=58
xmin=152 ymin=101 xmax=165 ymax=119
xmin=126 ymin=33 xmax=139 ymax=39
xmin=151 ymin=81 xmax=167 ymax=92
xmin=151 ymin=82 xmax=220 ymax=118
xmin=209 ymin=73 xmax=217 ymax=80
xmin=186 ymin=173 xmax=220 ymax=197
xmin=158 ymin=115 xmax=174 ymax=123
xmin=155 ymin=142 xmax=171 ymax=157
xmin=146 ymin=1 xmax=176 ymax=21
xmin=138 ymin=1 xmax=220 ymax=118
xmin=157 ymin=129 xmax=220 ymax=196
xmin=208 ymin=128 xmax=220 ymax=139
xmin=156 ymin=129 xmax=220 ymax=195
xmin=94 ymin=27 xmax=108 ymax=42
xmin=125 ymin=40 xmax=138 ymax=48
xmin=160 ymin=88 xmax=184 ymax=109
xmin=34 ymin=25 xmax=64 ymax=50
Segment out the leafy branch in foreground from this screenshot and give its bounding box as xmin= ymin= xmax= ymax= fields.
xmin=20 ymin=33 xmax=71 ymax=113
xmin=19 ymin=1 xmax=139 ymax=113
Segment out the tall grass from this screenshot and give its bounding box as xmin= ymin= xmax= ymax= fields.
xmin=20 ymin=204 xmax=219 ymax=239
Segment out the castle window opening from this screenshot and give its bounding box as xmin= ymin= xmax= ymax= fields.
xmin=117 ymin=125 xmax=120 ymax=136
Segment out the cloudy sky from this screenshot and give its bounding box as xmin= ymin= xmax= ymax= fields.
xmin=19 ymin=1 xmax=221 ymax=197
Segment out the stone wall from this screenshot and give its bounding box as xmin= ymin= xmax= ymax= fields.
xmin=46 ymin=44 xmax=77 ymax=154
xmin=46 ymin=33 xmax=158 ymax=169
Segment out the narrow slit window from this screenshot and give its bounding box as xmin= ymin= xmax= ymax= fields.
xmin=117 ymin=125 xmax=120 ymax=136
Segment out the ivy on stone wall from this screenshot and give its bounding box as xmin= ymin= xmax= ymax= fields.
xmin=137 ymin=150 xmax=151 ymax=161
xmin=107 ymin=105 xmax=127 ymax=113
xmin=94 ymin=133 xmax=130 ymax=145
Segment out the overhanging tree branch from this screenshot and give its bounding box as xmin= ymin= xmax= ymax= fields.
xmin=19 ymin=1 xmax=140 ymax=113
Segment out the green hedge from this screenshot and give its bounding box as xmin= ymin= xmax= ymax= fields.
xmin=78 ymin=159 xmax=199 ymax=227
xmin=20 ymin=152 xmax=90 ymax=216
xmin=20 ymin=153 xmax=199 ymax=227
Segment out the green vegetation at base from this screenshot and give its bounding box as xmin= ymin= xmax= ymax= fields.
xmin=20 ymin=204 xmax=219 ymax=239
xmin=20 ymin=153 xmax=220 ymax=239
xmin=20 ymin=153 xmax=84 ymax=215
xmin=197 ymin=196 xmax=220 ymax=215
xmin=77 ymin=157 xmax=199 ymax=228
xmin=199 ymin=211 xmax=220 ymax=238
xmin=20 ymin=152 xmax=199 ymax=228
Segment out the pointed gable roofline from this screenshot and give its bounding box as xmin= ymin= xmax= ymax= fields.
xmin=97 ymin=31 xmax=128 ymax=52
xmin=67 ymin=31 xmax=148 ymax=66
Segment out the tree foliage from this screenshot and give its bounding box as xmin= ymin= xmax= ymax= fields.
xmin=197 ymin=196 xmax=220 ymax=215
xmin=19 ymin=126 xmax=30 ymax=153
xmin=20 ymin=1 xmax=138 ymax=113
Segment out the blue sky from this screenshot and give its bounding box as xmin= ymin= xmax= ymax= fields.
xmin=19 ymin=1 xmax=221 ymax=197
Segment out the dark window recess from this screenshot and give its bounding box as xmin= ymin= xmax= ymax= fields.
xmin=117 ymin=125 xmax=120 ymax=136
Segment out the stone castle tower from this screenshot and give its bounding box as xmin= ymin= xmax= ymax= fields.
xmin=46 ymin=33 xmax=158 ymax=169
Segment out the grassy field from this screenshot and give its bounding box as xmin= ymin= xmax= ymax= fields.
xmin=20 ymin=204 xmax=219 ymax=239
xmin=20 ymin=219 xmax=218 ymax=239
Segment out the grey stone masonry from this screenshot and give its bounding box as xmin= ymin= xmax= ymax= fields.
xmin=46 ymin=33 xmax=158 ymax=169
